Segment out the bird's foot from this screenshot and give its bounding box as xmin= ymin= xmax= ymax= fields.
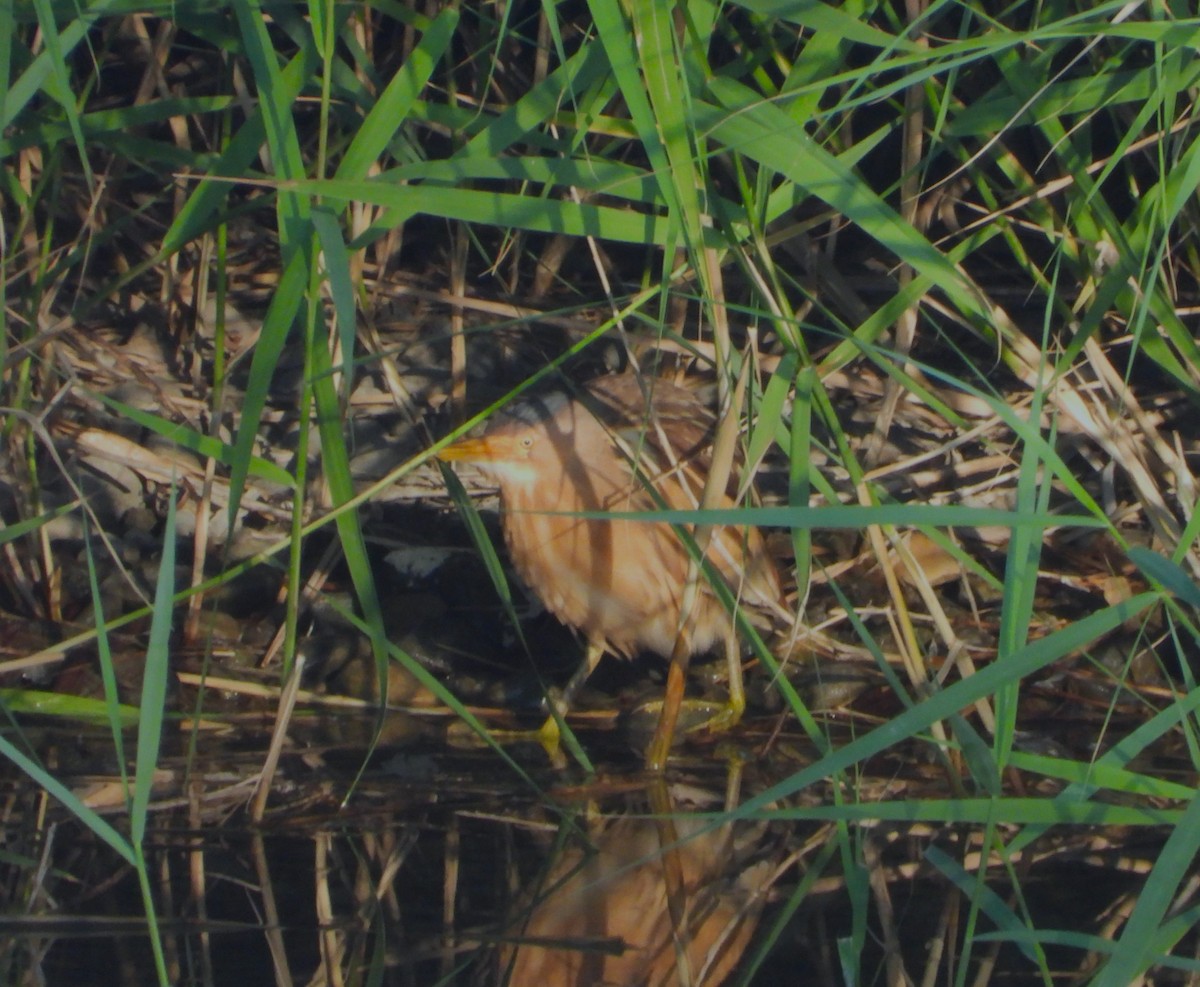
xmin=634 ymin=697 xmax=738 ymax=735
xmin=700 ymin=693 xmax=745 ymax=733
xmin=446 ymin=714 xmax=571 ymax=769
xmin=535 ymin=709 xmax=568 ymax=769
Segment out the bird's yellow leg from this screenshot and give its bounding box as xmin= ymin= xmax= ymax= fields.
xmin=702 ymin=629 xmax=745 ymax=732
xmin=536 ymin=640 xmax=606 ymax=766
xmin=643 ymin=631 xmax=745 ymax=770
xmin=447 ymin=644 xmax=604 ymax=769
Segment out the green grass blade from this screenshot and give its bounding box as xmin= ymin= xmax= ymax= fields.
xmin=93 ymin=392 xmax=293 ymax=487
xmin=1092 ymin=792 xmax=1200 ymax=985
xmin=736 ymin=592 xmax=1159 ymax=813
xmin=0 ymin=730 xmax=134 ymax=865
xmin=129 ymin=482 xmax=176 ymax=846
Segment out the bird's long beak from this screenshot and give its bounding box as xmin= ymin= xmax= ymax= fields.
xmin=435 ymin=434 xmax=496 ymax=463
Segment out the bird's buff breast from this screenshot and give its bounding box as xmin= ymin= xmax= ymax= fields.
xmin=501 ymin=509 xmax=718 ymax=660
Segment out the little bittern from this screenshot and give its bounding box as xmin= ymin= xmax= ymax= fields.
xmin=438 ymin=372 xmax=784 ymax=761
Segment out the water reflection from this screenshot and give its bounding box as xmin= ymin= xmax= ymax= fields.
xmin=500 ymin=785 xmax=776 ymax=986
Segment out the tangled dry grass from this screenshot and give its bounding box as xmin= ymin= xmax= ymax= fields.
xmin=1 ymin=2 xmax=1199 ymax=984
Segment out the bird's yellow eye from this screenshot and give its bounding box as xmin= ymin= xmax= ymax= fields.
xmin=519 ymin=434 xmax=534 ymax=450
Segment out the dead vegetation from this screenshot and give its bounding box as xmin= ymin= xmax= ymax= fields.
xmin=1 ymin=1 xmax=1199 ymax=985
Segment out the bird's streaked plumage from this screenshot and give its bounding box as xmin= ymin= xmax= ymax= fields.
xmin=440 ymin=372 xmax=783 ymax=677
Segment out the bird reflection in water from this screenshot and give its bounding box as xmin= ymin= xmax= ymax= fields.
xmin=499 ymin=805 xmax=774 ymax=985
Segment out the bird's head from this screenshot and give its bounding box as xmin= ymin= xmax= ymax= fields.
xmin=436 ymin=392 xmax=576 ymax=491
xmin=436 ymin=429 xmax=539 ymax=487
